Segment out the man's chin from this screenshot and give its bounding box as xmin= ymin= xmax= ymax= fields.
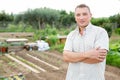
xmin=79 ymin=24 xmax=87 ymax=28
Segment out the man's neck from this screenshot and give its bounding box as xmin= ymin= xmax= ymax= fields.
xmin=79 ymin=27 xmax=86 ymax=35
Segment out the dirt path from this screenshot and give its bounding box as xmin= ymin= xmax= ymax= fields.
xmin=0 ymin=50 xmax=120 ymax=80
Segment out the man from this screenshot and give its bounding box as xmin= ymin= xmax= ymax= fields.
xmin=63 ymin=4 xmax=109 ymax=80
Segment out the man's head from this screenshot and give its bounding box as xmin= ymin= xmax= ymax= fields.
xmin=75 ymin=4 xmax=92 ymax=28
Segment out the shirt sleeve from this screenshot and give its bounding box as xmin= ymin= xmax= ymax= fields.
xmin=63 ymin=33 xmax=73 ymax=51
xmin=94 ymin=28 xmax=109 ymax=51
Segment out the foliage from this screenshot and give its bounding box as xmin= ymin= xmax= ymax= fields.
xmin=14 ymin=8 xmax=60 ymax=29
xmin=7 ymin=23 xmax=24 ymax=32
xmin=106 ymin=51 xmax=120 ymax=68
xmin=46 ymin=35 xmax=59 ymax=46
xmin=109 ymin=41 xmax=120 ymax=52
xmin=115 ymin=28 xmax=120 ymax=35
xmin=59 ymin=10 xmax=75 ymax=26
xmin=102 ymin=23 xmax=112 ymax=38
xmin=106 ymin=41 xmax=120 ymax=68
xmin=91 ymin=17 xmax=110 ymax=26
xmin=3 ymin=22 xmax=34 ymax=32
xmin=44 ymin=24 xmax=57 ymax=35
xmin=109 ymin=14 xmax=120 ymax=28
xmin=33 ymin=30 xmax=41 ymax=41
xmin=33 ymin=24 xmax=58 ymax=41
xmin=91 ymin=18 xmax=112 ymax=38
xmin=0 ymin=42 xmax=9 ymax=47
xmin=50 ymin=43 xmax=64 ymax=53
xmin=9 ymin=42 xmax=24 ymax=46
xmin=14 ymin=8 xmax=76 ymax=29
xmin=0 ymin=11 xmax=14 ymax=28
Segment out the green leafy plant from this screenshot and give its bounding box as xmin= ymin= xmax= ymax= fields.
xmin=0 ymin=42 xmax=9 ymax=47
xmin=115 ymin=28 xmax=120 ymax=35
xmin=110 ymin=41 xmax=120 ymax=52
xmin=46 ymin=35 xmax=58 ymax=46
xmin=106 ymin=51 xmax=120 ymax=68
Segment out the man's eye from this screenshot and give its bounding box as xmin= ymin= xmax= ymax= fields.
xmin=76 ymin=14 xmax=80 ymax=16
xmin=83 ymin=13 xmax=88 ymax=16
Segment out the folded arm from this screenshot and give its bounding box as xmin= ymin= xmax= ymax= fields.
xmin=83 ymin=49 xmax=107 ymax=64
xmin=63 ymin=48 xmax=107 ymax=63
xmin=63 ymin=50 xmax=87 ymax=63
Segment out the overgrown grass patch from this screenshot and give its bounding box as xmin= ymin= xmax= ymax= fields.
xmin=50 ymin=43 xmax=64 ymax=53
xmin=106 ymin=51 xmax=120 ymax=68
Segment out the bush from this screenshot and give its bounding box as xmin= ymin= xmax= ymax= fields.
xmin=50 ymin=43 xmax=64 ymax=53
xmin=106 ymin=41 xmax=120 ymax=68
xmin=106 ymin=51 xmax=120 ymax=68
xmin=115 ymin=28 xmax=120 ymax=35
xmin=110 ymin=41 xmax=120 ymax=52
xmin=103 ymin=23 xmax=112 ymax=38
xmin=46 ymin=35 xmax=59 ymax=46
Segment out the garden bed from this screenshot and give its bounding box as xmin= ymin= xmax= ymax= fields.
xmin=0 ymin=50 xmax=120 ymax=80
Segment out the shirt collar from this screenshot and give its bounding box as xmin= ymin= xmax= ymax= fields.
xmin=86 ymin=23 xmax=92 ymax=30
xmin=76 ymin=23 xmax=92 ymax=31
xmin=75 ymin=23 xmax=92 ymax=35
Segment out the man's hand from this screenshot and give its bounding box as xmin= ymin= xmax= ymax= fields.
xmin=84 ymin=47 xmax=107 ymax=62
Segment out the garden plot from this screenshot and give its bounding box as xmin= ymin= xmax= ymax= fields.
xmin=5 ymin=54 xmax=40 ymax=73
xmin=0 ymin=50 xmax=67 ymax=80
xmin=14 ymin=50 xmax=67 ymax=80
xmin=0 ymin=55 xmax=30 ymax=77
xmin=0 ymin=50 xmax=120 ymax=80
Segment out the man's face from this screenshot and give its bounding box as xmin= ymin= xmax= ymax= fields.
xmin=75 ymin=7 xmax=92 ymax=28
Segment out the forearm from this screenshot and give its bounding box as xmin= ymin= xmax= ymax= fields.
xmin=63 ymin=49 xmax=107 ymax=63
xmin=63 ymin=50 xmax=88 ymax=63
xmin=82 ymin=58 xmax=102 ymax=64
xmin=82 ymin=51 xmax=107 ymax=64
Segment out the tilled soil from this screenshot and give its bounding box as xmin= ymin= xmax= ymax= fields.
xmin=0 ymin=50 xmax=120 ymax=80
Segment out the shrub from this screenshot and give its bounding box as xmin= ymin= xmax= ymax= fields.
xmin=103 ymin=23 xmax=112 ymax=38
xmin=50 ymin=43 xmax=64 ymax=53
xmin=115 ymin=28 xmax=120 ymax=35
xmin=46 ymin=35 xmax=59 ymax=46
xmin=106 ymin=51 xmax=120 ymax=68
xmin=110 ymin=41 xmax=120 ymax=52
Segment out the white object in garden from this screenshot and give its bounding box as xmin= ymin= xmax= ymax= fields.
xmin=36 ymin=40 xmax=50 ymax=51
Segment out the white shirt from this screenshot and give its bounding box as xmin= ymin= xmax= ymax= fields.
xmin=64 ymin=23 xmax=109 ymax=80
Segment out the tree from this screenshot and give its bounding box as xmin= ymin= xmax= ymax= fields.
xmin=14 ymin=8 xmax=60 ymax=29
xmin=109 ymin=14 xmax=120 ymax=28
xmin=0 ymin=11 xmax=14 ymax=27
xmin=59 ymin=10 xmax=75 ymax=27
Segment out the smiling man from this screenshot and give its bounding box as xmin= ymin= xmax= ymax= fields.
xmin=63 ymin=4 xmax=109 ymax=80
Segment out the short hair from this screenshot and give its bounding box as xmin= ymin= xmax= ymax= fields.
xmin=75 ymin=4 xmax=91 ymax=13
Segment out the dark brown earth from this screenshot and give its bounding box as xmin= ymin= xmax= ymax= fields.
xmin=0 ymin=50 xmax=120 ymax=80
